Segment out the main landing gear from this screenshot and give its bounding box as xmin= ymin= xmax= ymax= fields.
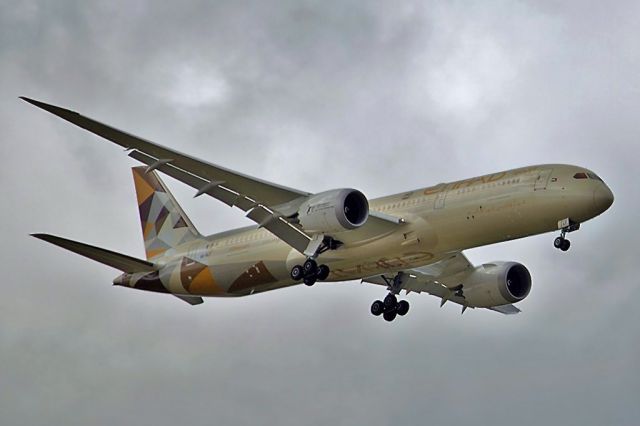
xmin=371 ymin=294 xmax=410 ymax=322
xmin=370 ymin=272 xmax=410 ymax=322
xmin=554 ymin=219 xmax=580 ymax=252
xmin=290 ymin=237 xmax=338 ymax=286
xmin=290 ymin=259 xmax=330 ymax=286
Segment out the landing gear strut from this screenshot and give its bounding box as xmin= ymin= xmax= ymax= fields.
xmin=290 ymin=237 xmax=337 ymax=286
xmin=554 ymin=219 xmax=580 ymax=252
xmin=371 ymin=272 xmax=411 ymax=322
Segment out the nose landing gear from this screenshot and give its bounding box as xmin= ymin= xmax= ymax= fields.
xmin=554 ymin=236 xmax=571 ymax=252
xmin=554 ymin=219 xmax=580 ymax=252
xmin=371 ymin=272 xmax=411 ymax=322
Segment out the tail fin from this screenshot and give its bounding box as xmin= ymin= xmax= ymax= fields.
xmin=132 ymin=166 xmax=201 ymax=260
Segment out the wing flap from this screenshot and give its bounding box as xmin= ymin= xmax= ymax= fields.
xmin=131 ymin=149 xmax=313 ymax=253
xmin=129 ymin=150 xmax=242 ymax=206
xmin=243 ymin=207 xmax=312 ymax=252
xmin=32 ymin=233 xmax=155 ymax=273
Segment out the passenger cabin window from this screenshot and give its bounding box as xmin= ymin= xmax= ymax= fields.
xmin=573 ymin=172 xmax=588 ymax=179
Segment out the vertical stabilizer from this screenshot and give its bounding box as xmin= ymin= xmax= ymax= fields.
xmin=131 ymin=166 xmax=201 ymax=260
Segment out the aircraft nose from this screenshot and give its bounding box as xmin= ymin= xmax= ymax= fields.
xmin=593 ymin=184 xmax=614 ymax=213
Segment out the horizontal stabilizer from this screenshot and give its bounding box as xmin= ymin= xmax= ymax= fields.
xmin=32 ymin=233 xmax=155 ymax=273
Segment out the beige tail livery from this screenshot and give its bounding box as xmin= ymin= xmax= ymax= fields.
xmin=132 ymin=166 xmax=201 ymax=260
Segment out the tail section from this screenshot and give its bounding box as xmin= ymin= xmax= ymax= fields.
xmin=132 ymin=166 xmax=201 ymax=260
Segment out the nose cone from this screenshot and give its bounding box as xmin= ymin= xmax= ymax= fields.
xmin=593 ymin=184 xmax=614 ymax=213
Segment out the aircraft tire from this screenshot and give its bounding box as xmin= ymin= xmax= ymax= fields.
xmin=303 ymin=259 xmax=318 ymax=275
xmin=397 ymin=300 xmax=410 ymax=316
xmin=291 ymin=265 xmax=304 ymax=281
xmin=371 ymin=300 xmax=384 ymax=316
xmin=303 ymin=276 xmax=317 ymax=286
xmin=554 ymin=237 xmax=564 ymax=249
xmin=383 ymin=311 xmax=397 ymax=322
xmin=561 ymin=239 xmax=571 ymax=251
xmin=383 ymin=294 xmax=397 ymax=309
xmin=316 ymin=264 xmax=330 ymax=281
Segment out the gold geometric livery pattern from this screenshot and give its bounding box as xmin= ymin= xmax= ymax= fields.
xmin=132 ymin=166 xmax=201 ymax=260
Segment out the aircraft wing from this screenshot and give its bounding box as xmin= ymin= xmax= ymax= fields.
xmin=20 ymin=97 xmax=309 ymax=205
xmin=22 ymin=97 xmax=403 ymax=255
xmin=362 ymin=252 xmax=521 ymax=314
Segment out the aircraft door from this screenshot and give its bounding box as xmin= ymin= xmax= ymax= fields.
xmin=434 ymin=188 xmax=448 ymax=209
xmin=534 ymin=169 xmax=553 ymax=191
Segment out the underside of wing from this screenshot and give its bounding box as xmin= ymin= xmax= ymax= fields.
xmin=363 ymin=252 xmax=523 ymax=315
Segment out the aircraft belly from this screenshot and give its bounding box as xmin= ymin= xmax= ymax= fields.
xmin=192 ymin=242 xmax=292 ymax=296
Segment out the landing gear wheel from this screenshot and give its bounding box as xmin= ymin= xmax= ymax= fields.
xmin=383 ymin=311 xmax=397 ymax=322
xmin=554 ymin=237 xmax=564 ymax=249
xmin=554 ymin=236 xmax=571 ymax=251
xmin=371 ymin=300 xmax=384 ymax=316
xmin=303 ymin=276 xmax=317 ymax=286
xmin=383 ymin=294 xmax=397 ymax=309
xmin=291 ymin=265 xmax=304 ymax=281
xmin=303 ymin=259 xmax=318 ymax=275
xmin=397 ymin=300 xmax=410 ymax=316
xmin=316 ymin=264 xmax=330 ymax=281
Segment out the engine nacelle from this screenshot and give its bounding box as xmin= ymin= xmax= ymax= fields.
xmin=298 ymin=189 xmax=369 ymax=233
xmin=460 ymin=262 xmax=532 ymax=308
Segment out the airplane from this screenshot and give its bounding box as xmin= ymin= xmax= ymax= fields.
xmin=21 ymin=97 xmax=614 ymax=321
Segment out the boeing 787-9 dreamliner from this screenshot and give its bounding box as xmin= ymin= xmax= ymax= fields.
xmin=22 ymin=97 xmax=614 ymax=321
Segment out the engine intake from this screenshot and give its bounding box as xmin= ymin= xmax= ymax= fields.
xmin=505 ymin=263 xmax=531 ymax=300
xmin=298 ymin=188 xmax=369 ymax=233
xmin=460 ymin=262 xmax=532 ymax=308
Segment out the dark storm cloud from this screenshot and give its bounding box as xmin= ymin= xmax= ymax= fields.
xmin=1 ymin=1 xmax=638 ymax=425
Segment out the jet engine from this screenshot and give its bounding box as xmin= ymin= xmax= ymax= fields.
xmin=459 ymin=262 xmax=531 ymax=308
xmin=297 ymin=189 xmax=369 ymax=233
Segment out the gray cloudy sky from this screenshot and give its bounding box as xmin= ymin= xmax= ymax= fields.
xmin=1 ymin=1 xmax=639 ymax=425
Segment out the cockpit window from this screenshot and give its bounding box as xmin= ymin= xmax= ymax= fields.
xmin=587 ymin=172 xmax=603 ymax=182
xmin=573 ymin=172 xmax=588 ymax=179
